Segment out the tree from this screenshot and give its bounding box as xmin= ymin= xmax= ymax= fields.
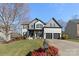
xmin=0 ymin=3 xmax=29 ymax=41
xmin=58 ymin=19 xmax=67 ymax=31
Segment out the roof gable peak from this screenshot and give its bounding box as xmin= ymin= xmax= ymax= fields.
xmin=52 ymin=17 xmax=62 ymax=28
xmin=34 ymin=18 xmax=46 ymax=25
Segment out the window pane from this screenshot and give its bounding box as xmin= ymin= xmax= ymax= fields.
xmin=31 ymin=25 xmax=34 ymax=28
xmin=36 ymin=24 xmax=43 ymax=28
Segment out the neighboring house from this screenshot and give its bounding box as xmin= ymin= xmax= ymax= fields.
xmin=65 ymin=19 xmax=79 ymax=38
xmin=21 ymin=18 xmax=62 ymax=39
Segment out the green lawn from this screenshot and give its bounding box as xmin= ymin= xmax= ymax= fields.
xmin=0 ymin=39 xmax=43 ymax=56
xmin=66 ymin=39 xmax=79 ymax=42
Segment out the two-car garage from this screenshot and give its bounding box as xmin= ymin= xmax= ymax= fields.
xmin=46 ymin=33 xmax=60 ymax=39
xmin=46 ymin=33 xmax=52 ymax=39
xmin=44 ymin=27 xmax=62 ymax=39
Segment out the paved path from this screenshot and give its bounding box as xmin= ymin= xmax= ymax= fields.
xmin=46 ymin=39 xmax=79 ymax=56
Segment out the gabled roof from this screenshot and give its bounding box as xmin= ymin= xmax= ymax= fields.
xmin=34 ymin=18 xmax=46 ymax=25
xmin=21 ymin=18 xmax=62 ymax=28
xmin=44 ymin=18 xmax=62 ymax=28
xmin=28 ymin=18 xmax=38 ymax=24
xmin=52 ymin=18 xmax=62 ymax=28
xmin=21 ymin=18 xmax=46 ymax=26
xmin=29 ymin=18 xmax=46 ymax=25
xmin=69 ymin=19 xmax=79 ymax=24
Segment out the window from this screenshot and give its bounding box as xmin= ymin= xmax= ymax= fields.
xmin=50 ymin=23 xmax=52 ymax=27
xmin=50 ymin=23 xmax=55 ymax=27
xmin=54 ymin=23 xmax=55 ymax=27
xmin=36 ymin=24 xmax=43 ymax=28
xmin=31 ymin=25 xmax=34 ymax=28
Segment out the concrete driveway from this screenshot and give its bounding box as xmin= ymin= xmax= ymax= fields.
xmin=46 ymin=39 xmax=79 ymax=56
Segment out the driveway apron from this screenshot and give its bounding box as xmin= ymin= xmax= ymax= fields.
xmin=46 ymin=39 xmax=79 ymax=56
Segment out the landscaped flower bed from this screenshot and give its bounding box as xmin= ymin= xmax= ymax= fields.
xmin=26 ymin=46 xmax=59 ymax=56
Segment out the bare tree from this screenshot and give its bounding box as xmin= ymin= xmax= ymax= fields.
xmin=0 ymin=3 xmax=29 ymax=41
xmin=58 ymin=19 xmax=67 ymax=31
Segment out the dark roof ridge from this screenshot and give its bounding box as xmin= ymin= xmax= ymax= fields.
xmin=52 ymin=17 xmax=62 ymax=28
xmin=32 ymin=18 xmax=46 ymax=25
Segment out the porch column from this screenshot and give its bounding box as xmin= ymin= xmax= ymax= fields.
xmin=60 ymin=33 xmax=61 ymax=39
xmin=27 ymin=31 xmax=29 ymax=37
xmin=52 ymin=33 xmax=54 ymax=39
xmin=44 ymin=33 xmax=46 ymax=39
xmin=34 ymin=31 xmax=36 ymax=39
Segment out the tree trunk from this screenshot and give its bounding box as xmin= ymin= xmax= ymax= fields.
xmin=5 ymin=34 xmax=11 ymax=41
xmin=4 ymin=25 xmax=11 ymax=41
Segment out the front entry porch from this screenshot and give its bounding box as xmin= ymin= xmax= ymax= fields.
xmin=28 ymin=29 xmax=43 ymax=39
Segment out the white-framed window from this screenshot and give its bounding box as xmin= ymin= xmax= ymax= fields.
xmin=36 ymin=24 xmax=43 ymax=28
xmin=31 ymin=25 xmax=34 ymax=28
xmin=50 ymin=23 xmax=52 ymax=27
xmin=53 ymin=23 xmax=55 ymax=27
xmin=50 ymin=23 xmax=55 ymax=27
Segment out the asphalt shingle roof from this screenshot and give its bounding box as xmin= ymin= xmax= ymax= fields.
xmin=69 ymin=19 xmax=79 ymax=23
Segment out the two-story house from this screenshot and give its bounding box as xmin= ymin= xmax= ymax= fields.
xmin=21 ymin=18 xmax=62 ymax=39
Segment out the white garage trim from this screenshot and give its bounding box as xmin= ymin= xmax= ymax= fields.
xmin=44 ymin=28 xmax=62 ymax=39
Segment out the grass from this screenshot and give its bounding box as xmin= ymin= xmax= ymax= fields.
xmin=0 ymin=39 xmax=43 ymax=56
xmin=66 ymin=39 xmax=79 ymax=42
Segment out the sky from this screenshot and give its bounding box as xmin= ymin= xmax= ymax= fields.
xmin=29 ymin=3 xmax=79 ymax=22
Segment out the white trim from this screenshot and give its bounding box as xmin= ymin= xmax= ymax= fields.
xmin=35 ymin=21 xmax=44 ymax=29
xmin=44 ymin=28 xmax=62 ymax=39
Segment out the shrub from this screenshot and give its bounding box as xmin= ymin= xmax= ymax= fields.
xmin=47 ymin=46 xmax=59 ymax=56
xmin=62 ymin=33 xmax=69 ymax=39
xmin=32 ymin=51 xmax=47 ymax=56
xmin=26 ymin=46 xmax=59 ymax=56
xmin=32 ymin=48 xmax=47 ymax=56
